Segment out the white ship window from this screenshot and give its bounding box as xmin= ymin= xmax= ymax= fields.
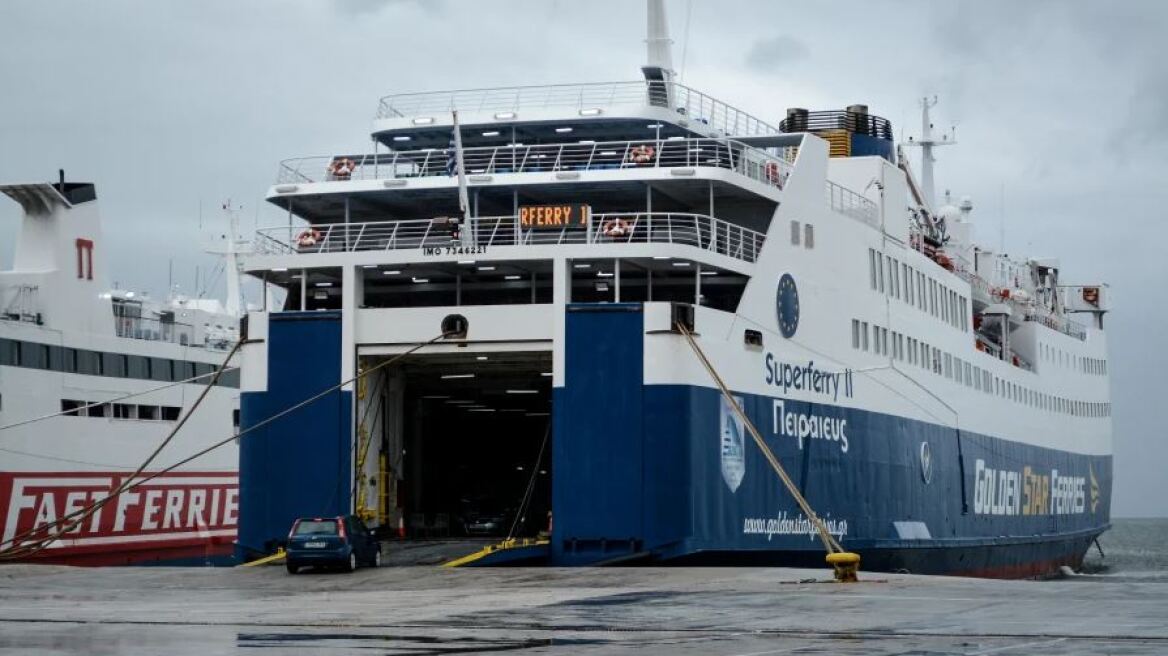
xmin=804 ymin=224 xmax=814 ymax=248
xmin=88 ymin=403 xmax=108 ymax=418
xmin=138 ymin=405 xmax=159 ymax=421
xmin=861 ymin=322 xmax=869 ymax=351
xmin=869 ymin=249 xmax=878 ymax=290
xmin=902 ymin=263 xmax=910 ymax=301
xmin=114 ymin=403 xmax=135 ymax=419
xmin=790 ymin=221 xmax=801 ymax=245
xmin=890 ymin=259 xmax=899 ymax=299
xmin=851 ymin=320 xmax=861 ymax=349
xmin=877 ymin=256 xmax=885 ymax=293
xmin=881 ymin=328 xmax=889 ymax=355
xmin=885 ymin=256 xmax=894 ymax=295
xmin=161 ymin=406 xmax=181 ymax=421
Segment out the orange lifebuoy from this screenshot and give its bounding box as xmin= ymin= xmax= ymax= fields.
xmin=764 ymin=161 xmax=783 ymax=187
xmin=630 ymin=145 xmax=655 ymax=164
xmin=296 ymin=228 xmax=322 ymax=247
xmin=602 ymin=219 xmax=631 ymax=238
xmin=328 ymin=158 xmax=356 ymax=179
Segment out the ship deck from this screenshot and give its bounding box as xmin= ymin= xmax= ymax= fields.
xmin=0 ymin=563 xmax=1163 ymax=655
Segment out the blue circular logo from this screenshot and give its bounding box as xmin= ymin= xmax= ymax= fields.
xmin=776 ymin=273 xmax=799 ymax=338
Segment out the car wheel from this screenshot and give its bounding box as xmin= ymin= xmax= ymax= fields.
xmin=286 ymin=563 xmax=298 ymax=575
xmin=347 ymin=552 xmax=358 ymax=572
xmin=372 ymin=549 xmax=382 ymax=568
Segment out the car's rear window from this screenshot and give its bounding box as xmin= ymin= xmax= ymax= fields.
xmin=293 ymin=520 xmax=339 ymax=536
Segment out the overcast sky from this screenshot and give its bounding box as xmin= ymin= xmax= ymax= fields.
xmin=1 ymin=0 xmax=1164 ymax=517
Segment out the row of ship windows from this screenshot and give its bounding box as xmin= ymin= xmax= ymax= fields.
xmin=851 ymin=319 xmax=1111 ymax=418
xmin=60 ymin=399 xmax=243 ymax=427
xmin=868 ymin=248 xmax=968 ymax=332
xmin=1040 ymin=342 xmax=1108 ymax=375
xmin=61 ymin=399 xmax=182 ymax=421
xmin=0 ymin=338 xmax=238 ymax=388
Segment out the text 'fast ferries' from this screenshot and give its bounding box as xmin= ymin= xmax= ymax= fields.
xmin=0 ymin=472 xmax=238 ymax=551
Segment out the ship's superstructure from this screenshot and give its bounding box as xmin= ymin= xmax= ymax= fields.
xmin=0 ymin=178 xmax=242 ymax=565
xmin=237 ymin=0 xmax=1111 ymax=576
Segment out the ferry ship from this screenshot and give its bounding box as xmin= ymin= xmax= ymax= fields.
xmin=235 ymin=0 xmax=1112 ymax=576
xmin=0 ymin=176 xmax=242 ymax=565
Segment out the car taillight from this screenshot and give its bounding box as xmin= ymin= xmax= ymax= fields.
xmin=336 ymin=518 xmax=347 ymax=542
xmin=288 ymin=520 xmax=300 ymax=539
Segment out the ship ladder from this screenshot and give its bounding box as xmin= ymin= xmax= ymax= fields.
xmin=676 ymin=321 xmax=861 ymax=582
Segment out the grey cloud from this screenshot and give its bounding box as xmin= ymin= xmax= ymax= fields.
xmin=744 ymin=35 xmax=808 ymax=72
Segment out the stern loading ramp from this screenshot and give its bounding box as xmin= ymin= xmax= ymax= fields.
xmin=356 ymin=351 xmax=553 ymax=545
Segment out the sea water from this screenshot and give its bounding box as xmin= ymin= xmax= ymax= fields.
xmin=1078 ymin=518 xmax=1168 ymax=580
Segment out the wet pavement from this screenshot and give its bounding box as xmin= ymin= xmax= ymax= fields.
xmin=0 ymin=563 xmax=1165 ymax=655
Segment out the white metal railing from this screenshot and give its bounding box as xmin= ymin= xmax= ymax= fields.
xmin=255 ymin=212 xmax=766 ymax=263
xmin=276 ymin=138 xmax=793 ymax=192
xmin=825 ymin=181 xmax=878 ymax=226
xmin=375 ymin=81 xmax=781 ymax=137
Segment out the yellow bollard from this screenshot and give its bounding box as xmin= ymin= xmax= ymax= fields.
xmin=826 ymin=551 xmax=861 ymax=582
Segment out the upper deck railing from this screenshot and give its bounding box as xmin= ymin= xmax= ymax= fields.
xmin=276 ymin=138 xmax=794 ymax=192
xmin=254 ymin=212 xmax=766 ymax=264
xmin=825 ymin=181 xmax=878 ymax=225
xmin=376 ymin=81 xmax=781 ymax=137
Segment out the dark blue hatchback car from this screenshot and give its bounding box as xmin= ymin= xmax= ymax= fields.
xmin=285 ymin=515 xmax=381 ymax=574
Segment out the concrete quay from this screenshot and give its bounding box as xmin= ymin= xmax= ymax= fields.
xmin=0 ymin=564 xmax=1164 ymax=655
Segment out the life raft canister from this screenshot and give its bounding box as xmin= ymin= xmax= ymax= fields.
xmin=630 ymin=144 xmax=656 ymax=164
xmin=602 ymin=218 xmax=631 ymax=238
xmin=296 ymin=228 xmax=322 ymax=247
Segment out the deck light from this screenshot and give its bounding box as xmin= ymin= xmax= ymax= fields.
xmin=469 ymin=408 xmax=496 ymax=412
xmin=393 ymin=135 xmax=411 ymax=142
xmin=383 ymin=269 xmax=401 ymax=275
xmin=411 ymin=277 xmax=429 ymax=283
xmin=441 ymin=374 xmax=476 ymax=380
xmin=672 ymin=261 xmax=692 ymax=267
xmin=596 ymin=271 xmax=614 ymax=278
xmin=700 ymin=270 xmax=718 ymax=276
xmin=652 ymin=256 xmax=670 ymax=260
xmin=540 ymin=372 xmax=552 ymax=377
xmin=271 ymin=267 xmax=288 ymax=272
xmin=579 ymin=139 xmax=596 ymax=144
xmin=362 ymin=265 xmax=377 ymax=269
xmin=476 ymin=355 xmax=489 ymax=361
xmin=314 ymin=282 xmax=334 ymax=287
xmin=494 ymin=112 xmax=516 ymax=120
xmin=458 ymin=260 xmax=476 ymax=265
xmin=555 ymin=127 xmax=573 ymax=133
xmin=579 ymin=108 xmax=603 ymax=116
xmin=504 ymin=275 xmax=521 ymax=280
xmin=647 ymin=123 xmax=664 ymax=129
xmin=411 ymin=117 xmax=434 ymax=125
xmin=477 ymin=266 xmax=496 ymax=271
xmin=599 ymin=151 xmax=618 ymax=156
xmin=482 ymin=130 xmax=500 ymax=137
xmin=573 ymin=263 xmax=591 ymax=269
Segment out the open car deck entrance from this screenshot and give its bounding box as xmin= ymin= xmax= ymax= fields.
xmin=356 ymin=350 xmax=553 ymax=544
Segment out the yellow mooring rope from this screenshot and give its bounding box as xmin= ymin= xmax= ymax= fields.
xmin=676 ymin=322 xmax=861 ymax=582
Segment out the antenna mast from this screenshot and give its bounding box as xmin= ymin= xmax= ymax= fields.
xmin=903 ymin=96 xmax=956 ymax=209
